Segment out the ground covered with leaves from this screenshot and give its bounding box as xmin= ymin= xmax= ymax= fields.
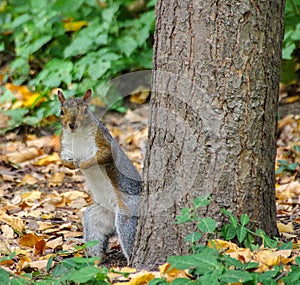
xmin=0 ymin=93 xmax=300 ymax=284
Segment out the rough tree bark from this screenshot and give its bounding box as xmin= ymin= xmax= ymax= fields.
xmin=131 ymin=0 xmax=285 ymax=269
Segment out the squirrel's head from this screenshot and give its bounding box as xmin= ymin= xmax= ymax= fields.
xmin=57 ymin=89 xmax=94 ymax=132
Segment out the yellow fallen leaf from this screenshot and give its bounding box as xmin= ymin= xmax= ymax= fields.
xmin=19 ymin=233 xmax=45 ymax=248
xmin=253 ymin=249 xmax=292 ymax=272
xmin=159 ymin=263 xmax=187 ymax=282
xmin=48 ymin=172 xmax=65 ymax=187
xmin=64 ymin=20 xmax=88 ymax=31
xmin=60 ymin=190 xmax=89 ymax=202
xmin=0 ymin=211 xmax=24 ymax=232
xmin=34 ymin=152 xmax=61 ymax=166
xmin=47 ymin=236 xmax=63 ymax=249
xmin=22 ymin=190 xmax=41 ymax=202
xmin=1 ymin=224 xmax=14 ymax=239
xmin=37 ymin=221 xmax=55 ymax=231
xmin=34 ymin=239 xmax=47 ymax=256
xmin=26 ymin=259 xmax=49 ymax=270
xmin=19 ymin=174 xmax=39 ymax=186
xmin=5 ymin=83 xmax=43 ymax=108
xmin=208 ymin=239 xmax=238 ymax=251
xmin=7 ymin=147 xmax=39 ymax=163
xmin=129 ymin=272 xmax=155 ymax=285
xmin=129 ymin=86 xmax=150 ymax=104
xmin=277 ymin=222 xmax=294 ymax=233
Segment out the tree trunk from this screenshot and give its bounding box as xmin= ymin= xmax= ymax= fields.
xmin=131 ymin=0 xmax=285 ymax=270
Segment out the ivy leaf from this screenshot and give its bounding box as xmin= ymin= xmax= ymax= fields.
xmin=168 ymin=250 xmax=218 ymax=273
xmin=220 ymin=270 xmax=253 ymax=283
xmin=240 ymin=214 xmax=249 ymax=226
xmin=197 ymin=217 xmax=217 ymax=233
xmin=237 ymin=226 xmax=247 ymax=243
xmin=185 ymin=232 xmax=202 ymax=243
xmin=117 ymin=36 xmax=137 ymax=57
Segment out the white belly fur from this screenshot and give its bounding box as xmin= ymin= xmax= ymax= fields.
xmin=61 ymin=128 xmax=117 ymax=211
xmin=82 ymin=165 xmax=117 ymax=211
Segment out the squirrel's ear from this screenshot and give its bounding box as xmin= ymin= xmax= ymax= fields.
xmin=83 ymin=89 xmax=92 ymax=104
xmin=57 ymin=90 xmax=65 ymax=104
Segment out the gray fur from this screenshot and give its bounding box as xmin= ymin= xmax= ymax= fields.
xmin=60 ymin=93 xmax=141 ymax=262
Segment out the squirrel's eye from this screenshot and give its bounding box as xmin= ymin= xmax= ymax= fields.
xmin=60 ymin=109 xmax=64 ymax=116
xmin=84 ymin=108 xmax=89 ymax=115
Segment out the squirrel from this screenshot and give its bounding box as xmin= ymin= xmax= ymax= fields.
xmin=57 ymin=89 xmax=141 ymax=262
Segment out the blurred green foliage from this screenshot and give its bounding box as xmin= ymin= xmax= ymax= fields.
xmin=0 ymin=0 xmax=155 ymax=131
xmin=1 ymin=0 xmax=300 ymax=132
xmin=281 ymin=0 xmax=300 ymax=84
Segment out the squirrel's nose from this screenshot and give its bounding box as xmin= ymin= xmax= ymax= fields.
xmin=68 ymin=122 xmax=77 ymax=130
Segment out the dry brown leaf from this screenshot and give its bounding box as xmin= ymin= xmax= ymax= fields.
xmin=18 ymin=256 xmax=32 ymax=268
xmin=34 ymin=239 xmax=47 ymax=256
xmin=253 ymin=249 xmax=292 ymax=272
xmin=47 ymin=172 xmax=65 ymax=187
xmin=31 ymin=259 xmax=50 ymax=270
xmin=0 ymin=238 xmax=11 ymax=254
xmin=277 ymin=222 xmax=294 ymax=233
xmin=19 ymin=233 xmax=45 ymax=248
xmin=129 ymin=86 xmax=150 ymax=105
xmin=5 ymin=83 xmax=44 ymax=108
xmin=47 ymin=236 xmax=63 ymax=250
xmin=60 ymin=190 xmax=88 ymax=202
xmin=1 ymin=173 xmax=15 ymax=182
xmin=7 ymin=147 xmax=39 ymax=163
xmin=129 ymin=271 xmax=155 ymax=285
xmin=159 ymin=263 xmax=188 ymax=282
xmin=63 ymin=231 xmax=83 ymax=239
xmin=63 ymin=20 xmax=88 ymax=31
xmin=1 ymin=224 xmax=14 ymax=239
xmin=37 ymin=221 xmax=55 ymax=231
xmin=21 ymin=190 xmax=41 ymax=202
xmin=19 ymin=174 xmax=39 ymax=186
xmin=34 ymin=152 xmax=61 ymax=166
xmin=208 ymin=239 xmax=239 ymax=251
xmin=0 ymin=211 xmax=24 ymax=232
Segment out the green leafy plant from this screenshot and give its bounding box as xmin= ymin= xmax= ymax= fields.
xmin=148 ymin=195 xmax=299 ymax=285
xmin=0 ymin=253 xmax=110 ymax=285
xmin=0 ymin=0 xmax=155 ymax=132
xmin=281 ymin=0 xmax=300 ymax=84
xmin=276 ymin=159 xmax=300 ymax=174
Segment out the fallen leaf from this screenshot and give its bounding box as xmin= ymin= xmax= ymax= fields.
xmin=7 ymin=147 xmax=39 ymax=163
xmin=64 ymin=20 xmax=88 ymax=31
xmin=0 ymin=211 xmax=24 ymax=232
xmin=129 ymin=271 xmax=155 ymax=285
xmin=48 ymin=172 xmax=65 ymax=187
xmin=1 ymin=224 xmax=14 ymax=239
xmin=19 ymin=233 xmax=45 ymax=248
xmin=129 ymin=86 xmax=150 ymax=104
xmin=47 ymin=236 xmax=63 ymax=250
xmin=159 ymin=263 xmax=188 ymax=282
xmin=21 ymin=190 xmax=41 ymax=202
xmin=34 ymin=239 xmax=47 ymax=256
xmin=277 ymin=222 xmax=294 ymax=233
xmin=37 ymin=221 xmax=55 ymax=231
xmin=19 ymin=174 xmax=39 ymax=186
xmin=27 ymin=260 xmax=48 ymax=270
xmin=34 ymin=152 xmax=61 ymax=166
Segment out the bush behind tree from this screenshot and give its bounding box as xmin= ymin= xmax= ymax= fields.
xmin=0 ymin=0 xmax=155 ymax=131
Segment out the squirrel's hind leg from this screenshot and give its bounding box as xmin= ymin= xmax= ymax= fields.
xmin=83 ymin=204 xmax=116 ymax=258
xmin=115 ymin=213 xmax=138 ymax=262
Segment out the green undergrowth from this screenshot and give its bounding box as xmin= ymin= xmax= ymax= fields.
xmin=1 ymin=195 xmax=299 ymax=285
xmin=1 ymin=0 xmax=300 ymax=132
xmin=149 ymin=195 xmax=300 ymax=285
xmin=0 ymin=0 xmax=155 ymax=132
